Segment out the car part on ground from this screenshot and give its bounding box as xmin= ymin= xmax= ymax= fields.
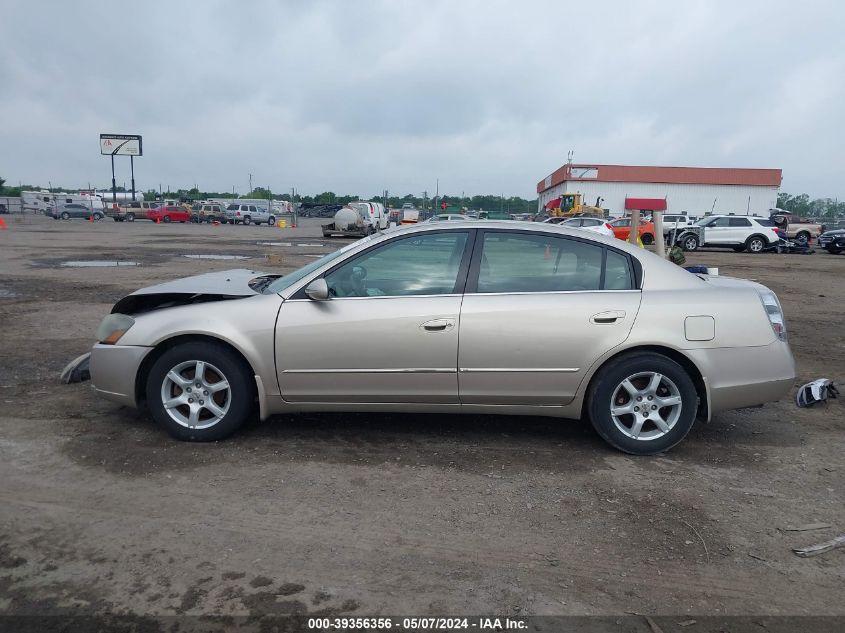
xmin=796 ymin=379 xmax=839 ymax=407
xmin=60 ymin=352 xmax=91 ymax=384
xmin=89 ymin=221 xmax=796 ymax=455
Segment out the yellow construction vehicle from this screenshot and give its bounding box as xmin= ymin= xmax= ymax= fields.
xmin=545 ymin=193 xmax=604 ymax=218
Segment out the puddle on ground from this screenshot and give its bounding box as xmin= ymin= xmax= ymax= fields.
xmin=182 ymin=254 xmax=250 ymax=260
xmin=0 ymin=287 xmax=20 ymax=298
xmin=60 ymin=261 xmax=140 ymax=267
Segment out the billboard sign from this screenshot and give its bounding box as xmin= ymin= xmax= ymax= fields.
xmin=100 ymin=134 xmax=143 ymax=156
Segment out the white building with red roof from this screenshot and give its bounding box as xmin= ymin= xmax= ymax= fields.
xmin=537 ymin=163 xmax=782 ymax=217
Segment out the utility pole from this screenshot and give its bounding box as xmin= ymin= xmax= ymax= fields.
xmin=423 ymin=191 xmax=427 ymax=214
xmin=249 ymin=173 xmax=253 ymax=195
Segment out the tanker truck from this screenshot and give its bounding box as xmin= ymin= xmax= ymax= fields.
xmin=322 ymin=201 xmax=388 ymax=237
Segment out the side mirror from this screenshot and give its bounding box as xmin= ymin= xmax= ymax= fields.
xmin=304 ymin=278 xmax=330 ymax=301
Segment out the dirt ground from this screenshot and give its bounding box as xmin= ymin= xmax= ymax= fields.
xmin=1 ymin=215 xmax=843 ymax=622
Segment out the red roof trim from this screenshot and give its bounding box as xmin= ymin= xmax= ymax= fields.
xmin=538 ymin=163 xmax=782 ymax=193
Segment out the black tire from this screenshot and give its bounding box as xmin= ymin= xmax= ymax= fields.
xmin=163 ymin=215 xmax=172 ymax=223
xmin=680 ymin=234 xmax=699 ymax=251
xmin=826 ymin=246 xmax=842 ymax=255
xmin=61 ymin=212 xmax=70 ymax=220
xmin=127 ymin=213 xmax=135 ymax=222
xmin=243 ymin=216 xmax=251 ymax=225
xmin=745 ymin=235 xmax=766 ymax=253
xmin=732 ymin=245 xmax=745 ymax=252
xmin=267 ymin=216 xmax=275 ymax=226
xmin=113 ymin=217 xmax=119 ymax=222
xmin=794 ymin=231 xmax=810 ymax=246
xmin=641 ymin=233 xmax=653 ymax=245
xmin=587 ymin=352 xmax=698 ymax=455
xmin=93 ymin=212 xmax=103 ymax=221
xmin=145 ymin=342 xmax=255 ymax=442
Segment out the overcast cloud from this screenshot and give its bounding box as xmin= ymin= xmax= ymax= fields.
xmin=1 ymin=0 xmax=843 ymax=198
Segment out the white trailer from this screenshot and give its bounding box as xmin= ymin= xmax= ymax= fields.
xmin=21 ymin=191 xmax=105 ymax=213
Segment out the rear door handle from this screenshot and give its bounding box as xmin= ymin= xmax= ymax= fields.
xmin=590 ymin=310 xmax=626 ymax=324
xmin=421 ymin=318 xmax=455 ymax=332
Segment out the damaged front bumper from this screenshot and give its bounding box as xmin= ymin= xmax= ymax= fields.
xmin=89 ymin=343 xmax=153 ymax=408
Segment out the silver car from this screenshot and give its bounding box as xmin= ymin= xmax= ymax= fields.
xmin=90 ymin=221 xmax=796 ymax=454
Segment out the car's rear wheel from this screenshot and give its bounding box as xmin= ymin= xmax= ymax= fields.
xmin=746 ymin=235 xmax=766 ymax=253
xmin=243 ymin=216 xmax=252 ymax=225
xmin=127 ymin=213 xmax=135 ymax=222
xmin=61 ymin=212 xmax=70 ymax=220
xmin=163 ymin=215 xmax=171 ymax=223
xmin=588 ymin=353 xmax=698 ymax=455
xmin=93 ymin=212 xmax=103 ymax=221
xmin=794 ymin=231 xmax=810 ymax=246
xmin=267 ymin=216 xmax=275 ymax=226
xmin=641 ymin=233 xmax=653 ymax=245
xmin=681 ymin=234 xmax=699 ymax=251
xmin=145 ymin=342 xmax=254 ymax=441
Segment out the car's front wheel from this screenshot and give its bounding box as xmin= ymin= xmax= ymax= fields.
xmin=587 ymin=353 xmax=698 ymax=455
xmin=641 ymin=233 xmax=653 ymax=245
xmin=163 ymin=215 xmax=171 ymax=223
xmin=243 ymin=216 xmax=251 ymax=225
xmin=146 ymin=342 xmax=254 ymax=441
xmin=827 ymin=246 xmax=843 ymax=255
xmin=680 ymin=234 xmax=699 ymax=251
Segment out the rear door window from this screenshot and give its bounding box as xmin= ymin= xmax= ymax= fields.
xmin=473 ymin=231 xmax=628 ymax=293
xmin=729 ymin=217 xmax=752 ymax=227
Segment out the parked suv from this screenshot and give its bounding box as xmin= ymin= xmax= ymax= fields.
xmin=108 ymin=201 xmax=159 ymax=222
xmin=191 ymin=203 xmax=226 ymax=223
xmin=673 ymin=215 xmax=780 ymax=252
xmin=224 ymin=204 xmax=276 ymax=225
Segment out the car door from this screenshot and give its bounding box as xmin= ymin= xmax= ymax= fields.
xmin=275 ymin=230 xmax=473 ymax=403
xmin=728 ymin=216 xmax=752 ymax=242
xmin=458 ymin=229 xmax=642 ymax=405
xmin=701 ymin=216 xmax=731 ymax=244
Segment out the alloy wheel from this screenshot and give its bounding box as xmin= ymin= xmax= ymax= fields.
xmin=160 ymin=360 xmax=231 ymax=429
xmin=609 ymin=372 xmax=683 ymax=441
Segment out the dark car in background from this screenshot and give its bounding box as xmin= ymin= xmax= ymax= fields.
xmin=50 ymin=203 xmax=102 ymax=220
xmin=818 ymin=229 xmax=845 ymax=254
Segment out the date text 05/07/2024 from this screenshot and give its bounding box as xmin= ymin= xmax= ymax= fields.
xmin=307 ymin=617 xmax=527 ymax=630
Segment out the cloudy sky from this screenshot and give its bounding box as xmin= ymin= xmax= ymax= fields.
xmin=1 ymin=0 xmax=843 ymax=199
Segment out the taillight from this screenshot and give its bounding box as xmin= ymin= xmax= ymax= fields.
xmin=605 ymin=223 xmax=612 ymax=230
xmin=236 ymin=211 xmax=241 ymax=216
xmin=758 ymin=290 xmax=787 ymax=341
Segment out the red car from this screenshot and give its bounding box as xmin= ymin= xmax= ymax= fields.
xmin=147 ymin=205 xmax=190 ymax=223
xmin=609 ymin=218 xmax=656 ymax=244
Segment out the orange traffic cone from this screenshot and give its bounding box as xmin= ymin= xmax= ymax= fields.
xmin=156 ymin=216 xmax=161 ymax=225
xmin=0 ymin=217 xmax=7 ymax=230
xmin=88 ymin=214 xmax=94 ymax=223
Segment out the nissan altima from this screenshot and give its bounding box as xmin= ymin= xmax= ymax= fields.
xmin=90 ymin=221 xmax=796 ymax=454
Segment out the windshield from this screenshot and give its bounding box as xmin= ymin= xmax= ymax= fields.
xmin=264 ymin=234 xmax=379 ymax=294
xmin=695 ymin=217 xmax=714 ymax=226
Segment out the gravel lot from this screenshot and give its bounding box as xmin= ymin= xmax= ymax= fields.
xmin=1 ymin=215 xmax=843 ymax=621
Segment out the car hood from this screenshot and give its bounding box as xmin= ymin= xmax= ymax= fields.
xmin=112 ymin=268 xmax=281 ymax=315
xmin=821 ymin=229 xmax=845 ymax=236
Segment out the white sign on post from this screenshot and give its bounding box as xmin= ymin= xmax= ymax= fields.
xmin=100 ymin=134 xmax=143 ymax=156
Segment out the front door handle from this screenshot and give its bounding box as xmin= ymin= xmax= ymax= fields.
xmin=590 ymin=310 xmax=626 ymax=324
xmin=421 ymin=318 xmax=455 ymax=332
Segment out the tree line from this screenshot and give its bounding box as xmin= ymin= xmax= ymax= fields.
xmin=776 ymin=193 xmax=845 ymax=218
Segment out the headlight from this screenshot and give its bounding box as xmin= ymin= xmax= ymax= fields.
xmin=96 ymin=313 xmax=135 ymax=345
xmin=758 ymin=290 xmax=787 ymax=342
